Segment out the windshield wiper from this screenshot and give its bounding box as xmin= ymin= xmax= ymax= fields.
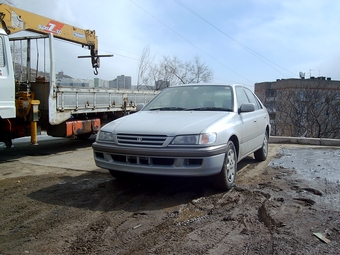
xmin=150 ymin=107 xmax=185 ymax=111
xmin=184 ymin=107 xmax=233 ymax=112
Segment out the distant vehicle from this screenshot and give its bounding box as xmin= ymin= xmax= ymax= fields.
xmin=92 ymin=84 xmax=270 ymax=191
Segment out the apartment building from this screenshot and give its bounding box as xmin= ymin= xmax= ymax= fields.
xmin=255 ymin=77 xmax=340 ymax=138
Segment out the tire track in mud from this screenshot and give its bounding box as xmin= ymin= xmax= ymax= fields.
xmin=58 ymin=179 xmax=281 ymax=254
xmin=58 ymin=176 xmax=201 ymax=254
xmin=60 ymin=180 xmax=217 ymax=254
xmin=62 ymin=184 xmax=276 ymax=255
xmin=60 ymin=183 xmax=164 ymax=254
xmin=160 ymin=187 xmax=274 ymax=254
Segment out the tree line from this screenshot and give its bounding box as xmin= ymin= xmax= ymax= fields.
xmin=137 ymin=45 xmax=213 ymax=88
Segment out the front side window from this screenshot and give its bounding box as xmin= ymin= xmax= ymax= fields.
xmin=235 ymin=87 xmax=249 ymax=108
xmin=244 ymin=88 xmax=262 ymax=110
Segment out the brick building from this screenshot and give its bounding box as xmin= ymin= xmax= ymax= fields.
xmin=255 ymin=77 xmax=340 ymax=138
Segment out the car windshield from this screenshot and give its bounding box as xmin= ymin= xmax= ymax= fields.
xmin=143 ymin=85 xmax=234 ymax=112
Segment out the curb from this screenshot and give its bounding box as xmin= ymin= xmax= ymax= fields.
xmin=269 ymin=136 xmax=340 ymax=147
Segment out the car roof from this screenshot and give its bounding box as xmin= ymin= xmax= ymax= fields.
xmin=171 ymin=83 xmax=244 ymax=88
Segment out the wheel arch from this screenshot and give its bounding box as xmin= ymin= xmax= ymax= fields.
xmin=266 ymin=124 xmax=270 ymax=137
xmin=229 ymin=135 xmax=239 ymax=159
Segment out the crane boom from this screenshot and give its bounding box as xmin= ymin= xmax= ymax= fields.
xmin=0 ymin=3 xmax=106 ymax=74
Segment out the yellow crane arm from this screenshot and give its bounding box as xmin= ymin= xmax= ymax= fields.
xmin=0 ymin=3 xmax=108 ymax=74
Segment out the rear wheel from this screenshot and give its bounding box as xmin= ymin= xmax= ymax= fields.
xmin=1 ymin=129 xmax=12 ymax=149
xmin=254 ymin=130 xmax=268 ymax=161
xmin=4 ymin=138 xmax=12 ymax=149
xmin=212 ymin=140 xmax=237 ymax=191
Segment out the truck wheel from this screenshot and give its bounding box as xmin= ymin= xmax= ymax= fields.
xmin=3 ymin=130 xmax=12 ymax=149
xmin=77 ymin=133 xmax=92 ymax=140
xmin=212 ymin=140 xmax=237 ymax=191
xmin=4 ymin=139 xmax=12 ymax=149
xmin=254 ymin=130 xmax=268 ymax=161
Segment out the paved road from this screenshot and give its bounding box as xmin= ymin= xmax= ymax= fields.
xmin=0 ymin=135 xmax=105 ymax=179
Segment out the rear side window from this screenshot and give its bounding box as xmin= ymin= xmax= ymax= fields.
xmin=0 ymin=37 xmax=5 ymax=67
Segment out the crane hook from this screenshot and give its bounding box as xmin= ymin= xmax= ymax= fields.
xmin=94 ymin=67 xmax=98 ymax=75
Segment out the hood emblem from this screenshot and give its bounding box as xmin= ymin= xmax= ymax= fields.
xmin=137 ymin=137 xmax=143 ymax=142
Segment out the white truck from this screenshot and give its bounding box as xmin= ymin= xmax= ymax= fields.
xmin=0 ymin=4 xmax=158 ymax=148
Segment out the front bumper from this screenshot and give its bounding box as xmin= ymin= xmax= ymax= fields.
xmin=92 ymin=142 xmax=227 ymax=177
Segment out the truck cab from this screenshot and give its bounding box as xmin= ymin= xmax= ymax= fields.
xmin=0 ymin=28 xmax=15 ymax=119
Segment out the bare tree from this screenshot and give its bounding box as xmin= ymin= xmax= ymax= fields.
xmin=158 ymin=55 xmax=212 ymax=85
xmin=137 ymin=45 xmax=155 ymax=89
xmin=273 ymin=80 xmax=340 ymax=139
xmin=190 ymin=55 xmax=213 ymax=83
xmin=137 ymin=47 xmax=213 ymax=89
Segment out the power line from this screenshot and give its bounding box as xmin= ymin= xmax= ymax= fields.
xmin=129 ymin=0 xmax=253 ymax=84
xmin=174 ymin=0 xmax=296 ymax=77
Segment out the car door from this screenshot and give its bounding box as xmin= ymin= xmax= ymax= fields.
xmin=243 ymin=88 xmax=268 ymax=147
xmin=235 ymin=86 xmax=258 ymax=157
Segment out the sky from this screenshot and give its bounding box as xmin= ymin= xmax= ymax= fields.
xmin=3 ymin=0 xmax=340 ymax=88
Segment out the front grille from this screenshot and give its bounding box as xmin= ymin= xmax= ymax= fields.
xmin=117 ymin=133 xmax=167 ymax=146
xmin=111 ymin=154 xmax=174 ymax=166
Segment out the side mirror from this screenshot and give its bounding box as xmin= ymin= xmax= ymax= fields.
xmin=239 ymin=103 xmax=255 ymax=113
xmin=136 ymin=103 xmax=145 ymax=111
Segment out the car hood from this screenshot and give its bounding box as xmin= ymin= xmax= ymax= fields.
xmin=103 ymin=111 xmax=231 ymax=136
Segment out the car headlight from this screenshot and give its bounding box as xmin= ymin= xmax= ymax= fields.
xmin=97 ymin=130 xmax=115 ymax=141
xmin=171 ymin=135 xmax=199 ymax=145
xmin=171 ymin=133 xmax=216 ymax=145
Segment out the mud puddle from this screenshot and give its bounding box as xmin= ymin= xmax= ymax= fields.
xmin=269 ymin=147 xmax=340 ymax=211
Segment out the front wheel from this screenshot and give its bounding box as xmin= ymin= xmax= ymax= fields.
xmin=212 ymin=140 xmax=237 ymax=191
xmin=254 ymin=130 xmax=268 ymax=161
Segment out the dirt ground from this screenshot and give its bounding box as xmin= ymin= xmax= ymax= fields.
xmin=0 ymin=137 xmax=339 ymax=254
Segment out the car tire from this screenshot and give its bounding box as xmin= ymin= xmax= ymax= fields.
xmin=254 ymin=130 xmax=268 ymax=161
xmin=77 ymin=133 xmax=92 ymax=140
xmin=212 ymin=140 xmax=237 ymax=191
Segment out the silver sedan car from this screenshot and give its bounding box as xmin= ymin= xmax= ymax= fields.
xmin=92 ymin=84 xmax=270 ymax=191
